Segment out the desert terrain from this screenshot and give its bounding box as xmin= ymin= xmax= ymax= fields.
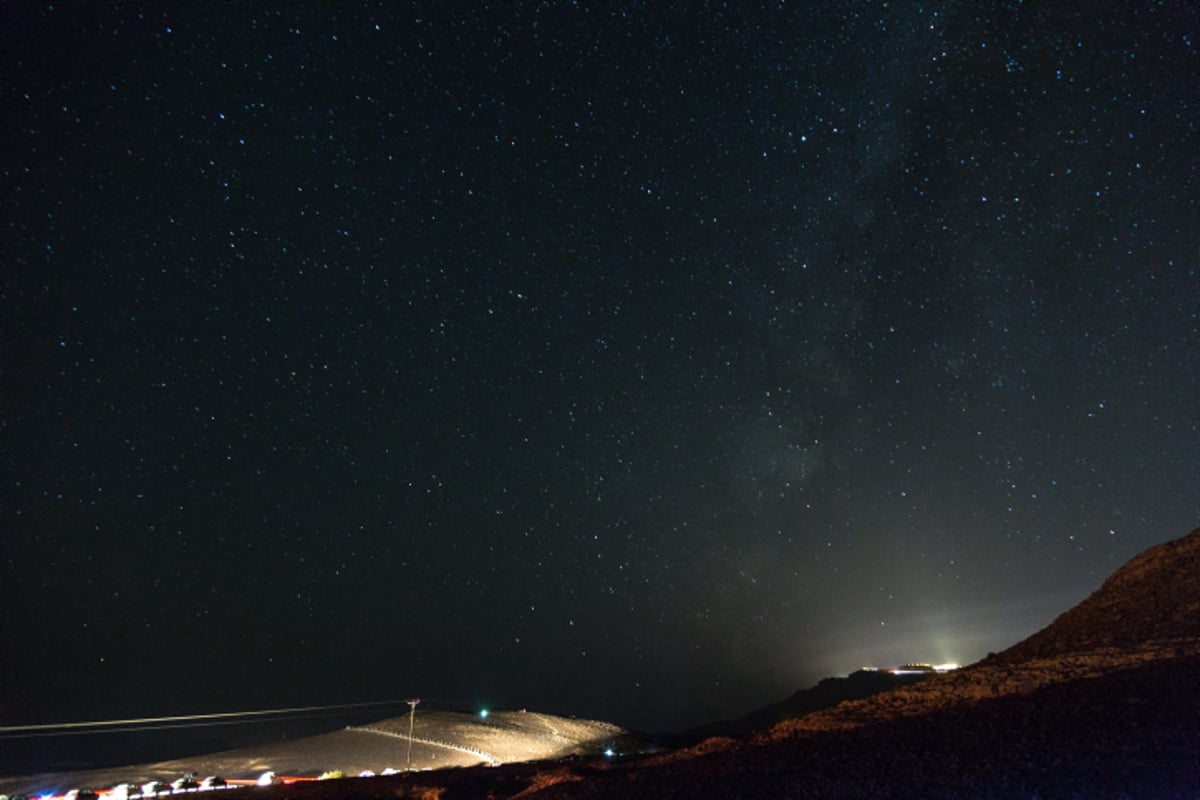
xmin=4 ymin=527 xmax=1198 ymax=799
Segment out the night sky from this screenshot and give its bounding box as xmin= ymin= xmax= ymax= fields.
xmin=3 ymin=2 xmax=1197 ymax=736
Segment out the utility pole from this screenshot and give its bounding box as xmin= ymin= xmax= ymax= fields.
xmin=405 ymin=698 xmax=421 ymax=771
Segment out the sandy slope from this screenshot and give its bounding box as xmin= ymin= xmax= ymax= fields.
xmin=0 ymin=711 xmax=636 ymax=796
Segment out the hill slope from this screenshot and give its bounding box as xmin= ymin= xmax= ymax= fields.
xmin=995 ymin=526 xmax=1200 ymax=661
xmin=751 ymin=528 xmax=1200 ymax=740
xmin=0 ymin=710 xmax=639 ymax=796
xmin=519 ymin=527 xmax=1200 ymax=797
xmin=675 ymin=669 xmax=931 ymax=742
xmin=520 ymin=527 xmax=1200 ymax=798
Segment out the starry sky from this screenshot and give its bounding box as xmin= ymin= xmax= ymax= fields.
xmin=2 ymin=2 xmax=1197 ymax=737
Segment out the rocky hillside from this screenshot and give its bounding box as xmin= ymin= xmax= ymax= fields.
xmin=995 ymin=526 xmax=1200 ymax=661
xmin=752 ymin=527 xmax=1200 ymax=740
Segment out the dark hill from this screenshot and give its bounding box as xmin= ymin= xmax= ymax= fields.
xmin=994 ymin=526 xmax=1200 ymax=662
xmin=674 ymin=669 xmax=930 ymax=743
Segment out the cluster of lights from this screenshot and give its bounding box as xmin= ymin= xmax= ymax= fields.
xmin=858 ymin=662 xmax=961 ymax=674
xmin=889 ymin=663 xmax=960 ymax=675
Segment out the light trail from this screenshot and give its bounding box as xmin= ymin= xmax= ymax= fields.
xmin=347 ymin=725 xmax=501 ymax=766
xmin=0 ymin=699 xmax=415 ymax=736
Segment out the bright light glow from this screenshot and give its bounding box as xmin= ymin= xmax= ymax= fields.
xmin=887 ymin=661 xmax=960 ymax=675
xmin=479 ymin=709 xmax=489 ymax=719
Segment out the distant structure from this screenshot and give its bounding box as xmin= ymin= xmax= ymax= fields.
xmin=405 ymin=698 xmax=421 ymax=771
xmin=889 ymin=663 xmax=959 ymax=675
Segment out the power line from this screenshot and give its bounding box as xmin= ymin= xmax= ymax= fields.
xmin=2 ymin=717 xmax=319 ymax=739
xmin=0 ymin=699 xmax=415 ymax=737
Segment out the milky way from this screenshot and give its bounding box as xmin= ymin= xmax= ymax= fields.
xmin=3 ymin=2 xmax=1197 ymax=734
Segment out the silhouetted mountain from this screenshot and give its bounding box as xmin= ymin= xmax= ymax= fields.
xmin=675 ymin=669 xmax=931 ymax=743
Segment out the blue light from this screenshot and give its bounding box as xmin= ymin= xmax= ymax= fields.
xmin=479 ymin=709 xmax=489 ymax=719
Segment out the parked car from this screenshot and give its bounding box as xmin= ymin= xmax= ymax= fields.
xmin=65 ymin=790 xmax=99 ymax=800
xmin=198 ymin=777 xmax=226 ymax=791
xmin=255 ymin=773 xmax=281 ymax=787
xmin=141 ymin=781 xmax=169 ymax=797
xmin=170 ymin=775 xmax=199 ymax=792
xmin=108 ymin=782 xmax=142 ymax=799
